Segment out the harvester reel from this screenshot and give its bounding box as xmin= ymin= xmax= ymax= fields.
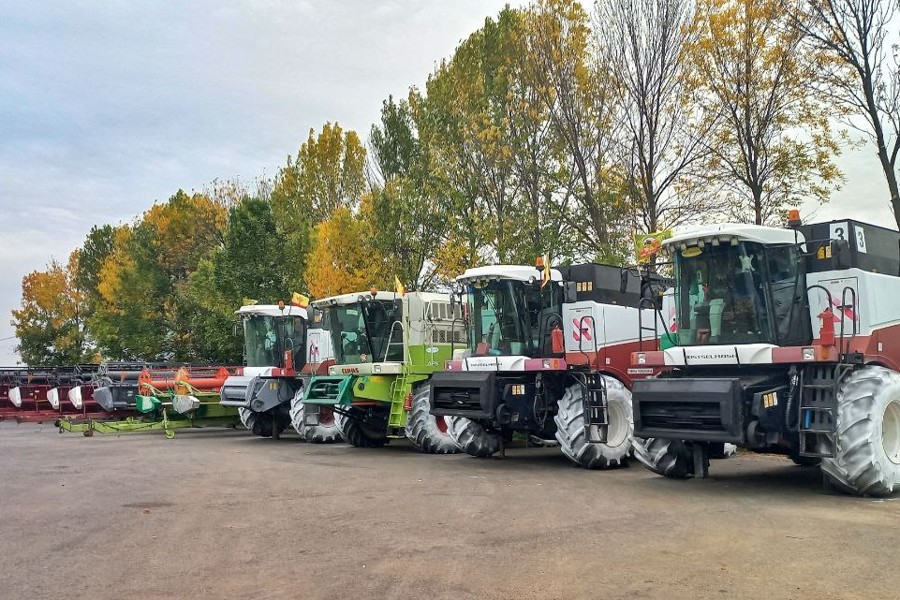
xmin=821 ymin=366 xmax=900 ymax=497
xmin=405 ymin=385 xmax=459 ymax=454
xmin=447 ymin=416 xmax=501 ymax=458
xmin=289 ymin=392 xmax=341 ymax=443
xmin=554 ymin=377 xmax=633 ymax=469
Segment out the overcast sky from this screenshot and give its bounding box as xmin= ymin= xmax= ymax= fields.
xmin=0 ymin=1 xmax=894 ymax=364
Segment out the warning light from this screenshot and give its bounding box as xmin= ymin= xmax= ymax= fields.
xmin=535 ymin=256 xmax=544 ymax=267
xmin=787 ymin=209 xmax=802 ymax=228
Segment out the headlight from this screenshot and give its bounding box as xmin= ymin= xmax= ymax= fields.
xmin=802 ymin=347 xmax=815 ymax=361
xmin=373 ymin=364 xmax=382 ymax=373
xmin=637 ymin=353 xmax=647 ymax=364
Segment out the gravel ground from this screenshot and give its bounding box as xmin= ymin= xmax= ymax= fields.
xmin=1 ymin=421 xmax=898 ymax=599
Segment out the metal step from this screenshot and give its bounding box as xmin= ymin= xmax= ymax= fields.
xmin=797 ymin=368 xmax=839 ymax=458
xmin=302 ymin=376 xmax=353 ymax=405
xmin=582 ymin=376 xmax=608 ymax=444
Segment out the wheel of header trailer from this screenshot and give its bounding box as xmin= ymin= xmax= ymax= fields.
xmin=709 ymin=443 xmax=738 ymax=459
xmin=290 ymin=396 xmax=341 ymax=444
xmin=554 ymin=377 xmax=633 ymax=469
xmin=632 ymin=437 xmax=694 ymax=478
xmin=404 ymin=385 xmax=459 ymax=454
xmin=447 ymin=416 xmax=501 ymax=458
xmin=335 ymin=407 xmax=388 ymax=448
xmin=239 ymin=408 xmax=289 ymax=438
xmin=821 ymin=366 xmax=900 ymax=497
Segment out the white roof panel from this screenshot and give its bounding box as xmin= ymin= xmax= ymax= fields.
xmin=665 ymin=223 xmax=804 ymax=248
xmin=456 ymin=265 xmax=563 ymax=284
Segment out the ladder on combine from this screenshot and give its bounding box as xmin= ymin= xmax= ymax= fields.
xmin=797 ymin=286 xmax=860 ymax=458
xmin=582 ymin=373 xmax=609 ymax=444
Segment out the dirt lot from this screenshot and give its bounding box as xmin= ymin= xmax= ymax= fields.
xmin=0 ymin=423 xmax=898 ymax=600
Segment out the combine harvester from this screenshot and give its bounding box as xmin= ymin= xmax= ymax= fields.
xmin=220 ymin=301 xmax=339 ymax=441
xmin=428 ymin=261 xmax=667 ymax=467
xmin=59 ymin=363 xmax=241 ymax=437
xmin=629 ymin=213 xmax=900 ymax=495
xmin=301 ymin=288 xmax=462 ymax=452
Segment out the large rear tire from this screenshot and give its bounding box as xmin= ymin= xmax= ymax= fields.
xmin=554 ymin=377 xmax=633 ymax=469
xmin=335 ymin=407 xmax=388 ymax=448
xmin=289 ymin=392 xmax=341 ymax=443
xmin=633 ymin=437 xmax=694 ymax=478
xmin=405 ymin=385 xmax=458 ymax=454
xmin=447 ymin=416 xmax=501 ymax=458
xmin=821 ymin=366 xmax=900 ymax=496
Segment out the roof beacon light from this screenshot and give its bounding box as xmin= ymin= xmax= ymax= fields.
xmin=787 ymin=209 xmax=802 ymax=228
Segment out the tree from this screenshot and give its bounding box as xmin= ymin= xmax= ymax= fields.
xmin=271 ymin=122 xmax=367 ymax=290
xmin=367 ymin=96 xmax=449 ymax=290
xmin=523 ymin=0 xmax=631 ymax=261
xmin=90 ymin=191 xmax=227 ymax=361
xmin=595 ymin=0 xmax=710 ymax=233
xmin=686 ymin=0 xmax=843 ymax=225
xmin=304 ymin=205 xmax=382 ymax=298
xmin=12 ymin=251 xmax=88 ymax=365
xmin=794 ymin=0 xmax=900 ymax=226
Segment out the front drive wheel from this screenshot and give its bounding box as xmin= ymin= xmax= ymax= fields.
xmin=632 ymin=437 xmax=694 ymax=478
xmin=405 ymin=385 xmax=458 ymax=454
xmin=290 ymin=391 xmax=341 ymax=443
xmin=821 ymin=366 xmax=900 ymax=497
xmin=335 ymin=407 xmax=388 ymax=448
xmin=447 ymin=416 xmax=501 ymax=458
xmin=554 ymin=377 xmax=633 ymax=469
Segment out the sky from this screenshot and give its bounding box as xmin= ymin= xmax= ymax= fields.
xmin=0 ymin=1 xmax=895 ymax=364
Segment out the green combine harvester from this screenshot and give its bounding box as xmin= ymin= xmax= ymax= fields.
xmin=301 ymin=289 xmax=462 ymax=452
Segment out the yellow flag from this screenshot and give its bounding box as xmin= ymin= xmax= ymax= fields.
xmin=540 ymin=255 xmax=551 ymax=289
xmin=394 ymin=276 xmax=406 ymax=296
xmin=291 ymin=292 xmax=309 ymax=308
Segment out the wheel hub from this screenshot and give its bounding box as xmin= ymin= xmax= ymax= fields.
xmin=606 ymin=400 xmax=628 ymax=447
xmin=882 ymin=399 xmax=900 ymax=465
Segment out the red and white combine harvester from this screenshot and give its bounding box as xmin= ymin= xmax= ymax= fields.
xmin=429 ymin=261 xmax=668 ymax=467
xmin=630 ymin=213 xmax=900 ymax=495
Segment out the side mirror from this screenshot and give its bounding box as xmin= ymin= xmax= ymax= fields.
xmin=449 ymin=291 xmax=457 ymax=318
xmin=564 ymin=281 xmax=578 ymax=303
xmin=620 ymin=269 xmax=630 ymax=294
xmin=831 ymin=239 xmax=851 ymax=270
xmin=232 ymin=322 xmax=239 ymax=337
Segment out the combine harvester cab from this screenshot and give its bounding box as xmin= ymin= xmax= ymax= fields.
xmin=219 ymin=303 xmax=338 ymax=440
xmin=630 ymin=214 xmax=900 ymax=496
xmin=429 ymin=261 xmax=664 ymax=468
xmin=301 ymin=290 xmax=462 ymax=453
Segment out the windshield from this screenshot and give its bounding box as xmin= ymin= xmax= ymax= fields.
xmin=466 ymin=280 xmax=563 ymax=358
xmin=243 ymin=315 xmax=307 ymax=368
xmin=674 ymin=241 xmax=784 ymax=346
xmin=327 ymin=300 xmax=403 ymax=365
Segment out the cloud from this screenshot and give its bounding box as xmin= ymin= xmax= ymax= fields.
xmin=0 ymin=0 xmax=520 ymax=363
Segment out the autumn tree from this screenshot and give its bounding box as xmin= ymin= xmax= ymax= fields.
xmin=686 ymin=0 xmax=843 ymax=225
xmin=523 ymin=0 xmax=631 ymax=261
xmin=90 ymin=190 xmax=227 ymax=361
xmin=12 ymin=251 xmax=88 ymax=365
xmin=793 ymin=0 xmax=900 ymax=225
xmin=595 ymin=0 xmax=710 ymax=233
xmin=305 ymin=205 xmax=382 ymax=298
xmin=271 ymin=122 xmax=367 ymax=290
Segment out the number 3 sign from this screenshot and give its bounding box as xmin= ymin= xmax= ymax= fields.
xmin=830 ymin=221 xmax=867 ymax=254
